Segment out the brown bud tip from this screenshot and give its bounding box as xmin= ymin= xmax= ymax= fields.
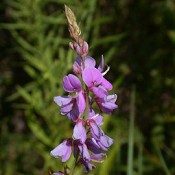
xmin=64 ymin=5 xmax=81 ymax=40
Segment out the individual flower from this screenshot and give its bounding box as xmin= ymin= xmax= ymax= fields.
xmin=80 ymin=158 xmax=96 ymax=173
xmin=82 ymin=66 xmax=117 ymax=113
xmin=72 ymin=119 xmax=90 ymax=162
xmin=72 ymin=119 xmax=87 ymax=143
xmin=72 ymin=119 xmax=107 ymax=172
xmin=82 ymin=67 xmax=112 ymax=93
xmin=82 ymin=67 xmax=102 ymax=87
xmin=82 ymin=136 xmax=107 ymax=172
xmin=87 ymin=109 xmax=103 ymax=126
xmin=62 ymin=74 xmax=82 ymax=92
xmin=73 ymin=55 xmax=107 ymax=75
xmin=50 ymin=139 xmax=72 ymax=162
xmin=74 ymin=55 xmax=114 ymax=106
xmin=73 ymin=56 xmax=96 ymax=74
xmin=90 ymin=153 xmax=106 ymax=163
xmin=86 ymin=138 xmax=101 ymax=154
xmin=91 ymin=85 xmax=108 ymax=99
xmin=54 ymin=74 xmax=86 ymax=121
xmin=95 ymin=94 xmax=118 ymax=114
xmin=88 ymin=120 xmax=113 ymax=151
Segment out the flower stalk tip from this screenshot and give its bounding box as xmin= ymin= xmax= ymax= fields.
xmin=64 ymin=5 xmax=82 ymax=44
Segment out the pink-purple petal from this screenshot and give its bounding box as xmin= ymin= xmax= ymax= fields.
xmin=100 ymin=102 xmax=118 ymax=113
xmin=100 ymin=135 xmax=114 ymax=148
xmin=90 ymin=153 xmax=106 ymax=163
xmin=91 ymin=86 xmax=107 ymax=98
xmin=88 ymin=109 xmax=96 ymax=119
xmin=50 ymin=139 xmax=72 ymax=162
xmin=98 ymin=55 xmax=104 ymax=72
xmin=54 ymin=96 xmax=72 ymax=107
xmin=90 ymin=121 xmax=102 ymax=140
xmin=87 ymin=109 xmax=103 ymax=126
xmin=101 ymin=77 xmax=113 ymax=90
xmin=63 ymin=76 xmax=73 ymax=92
xmin=78 ymin=143 xmax=90 ymax=162
xmin=73 ymin=57 xmax=82 ymax=74
xmin=84 ymin=56 xmax=96 ymax=68
xmin=86 ymin=138 xmax=101 ymax=154
xmin=73 ymin=120 xmax=87 ymax=143
xmin=91 ymin=114 xmax=103 ymax=126
xmin=73 ymin=56 xmax=96 ymax=74
xmin=81 ymin=159 xmax=96 ymax=173
xmin=77 ymin=91 xmax=86 ymax=113
xmin=63 ymin=74 xmax=81 ymax=92
xmin=97 ymin=141 xmax=108 ymax=151
xmin=82 ymin=67 xmax=102 ymax=88
xmin=60 ymin=102 xmax=74 ymax=114
xmin=66 ymin=103 xmax=79 ymax=121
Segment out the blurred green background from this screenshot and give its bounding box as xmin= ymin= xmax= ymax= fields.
xmin=0 ymin=0 xmax=175 ymax=175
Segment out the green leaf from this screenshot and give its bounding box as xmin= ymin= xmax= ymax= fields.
xmin=28 ymin=114 xmax=51 ymax=146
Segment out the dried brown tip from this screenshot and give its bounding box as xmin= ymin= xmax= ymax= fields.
xmin=64 ymin=5 xmax=83 ymax=45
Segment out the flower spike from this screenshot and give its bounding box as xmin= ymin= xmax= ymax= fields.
xmin=50 ymin=5 xmax=118 ymax=174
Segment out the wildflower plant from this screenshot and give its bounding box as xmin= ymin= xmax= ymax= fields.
xmin=50 ymin=5 xmax=118 ymax=174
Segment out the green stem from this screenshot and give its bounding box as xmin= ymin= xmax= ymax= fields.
xmin=70 ymin=158 xmax=79 ymax=175
xmin=138 ymin=144 xmax=143 ymax=175
xmin=127 ymin=86 xmax=136 ymax=175
xmin=156 ymin=145 xmax=171 ymax=175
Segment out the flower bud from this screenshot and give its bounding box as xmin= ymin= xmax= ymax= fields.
xmin=69 ymin=41 xmax=88 ymax=57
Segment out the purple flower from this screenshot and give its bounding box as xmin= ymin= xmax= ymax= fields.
xmin=73 ymin=55 xmax=106 ymax=75
xmin=82 ymin=67 xmax=103 ymax=88
xmin=91 ymin=85 xmax=108 ymax=99
xmin=88 ymin=110 xmax=103 ymax=126
xmin=72 ymin=119 xmax=107 ymax=171
xmin=63 ymin=74 xmax=82 ymax=92
xmin=73 ymin=119 xmax=87 ymax=143
xmin=89 ymin=121 xmax=113 ymax=151
xmin=73 ymin=56 xmax=96 ymax=74
xmin=82 ymin=67 xmax=112 ymax=92
xmin=54 ymin=74 xmax=86 ymax=121
xmin=80 ymin=139 xmax=106 ymax=173
xmin=95 ymin=94 xmax=118 ymax=114
xmin=72 ymin=119 xmax=91 ymax=161
xmin=74 ymin=55 xmax=112 ymax=90
xmin=80 ymin=158 xmax=96 ymax=173
xmin=86 ymin=138 xmax=102 ymax=154
xmin=50 ymin=139 xmax=72 ymax=162
xmin=90 ymin=153 xmax=106 ymax=163
xmin=78 ymin=143 xmax=90 ymax=164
